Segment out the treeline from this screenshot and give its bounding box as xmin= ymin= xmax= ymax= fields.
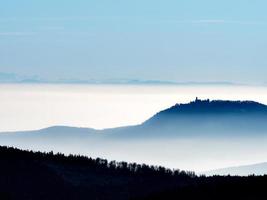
xmin=0 ymin=146 xmax=195 ymax=178
xmin=1 ymin=146 xmax=267 ymax=200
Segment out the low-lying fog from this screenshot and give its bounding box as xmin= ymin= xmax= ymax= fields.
xmin=1 ymin=84 xmax=267 ymax=173
xmin=0 ymin=84 xmax=267 ymax=132
xmin=2 ymin=135 xmax=267 ymax=172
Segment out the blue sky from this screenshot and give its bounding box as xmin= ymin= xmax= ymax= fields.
xmin=0 ymin=0 xmax=267 ymax=83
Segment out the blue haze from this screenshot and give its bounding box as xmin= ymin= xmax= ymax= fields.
xmin=0 ymin=0 xmax=267 ymax=83
xmin=2 ymin=99 xmax=267 ymax=173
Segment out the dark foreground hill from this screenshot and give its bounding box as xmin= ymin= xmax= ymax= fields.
xmin=1 ymin=146 xmax=267 ymax=200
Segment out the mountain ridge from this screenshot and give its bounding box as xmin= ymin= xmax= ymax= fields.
xmin=1 ymin=99 xmax=267 ymax=137
xmin=154 ymin=98 xmax=267 ymax=116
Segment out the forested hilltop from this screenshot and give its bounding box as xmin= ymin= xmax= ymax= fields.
xmin=0 ymin=146 xmax=267 ymax=200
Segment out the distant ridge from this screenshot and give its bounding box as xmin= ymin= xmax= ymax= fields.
xmin=2 ymin=99 xmax=267 ymax=138
xmin=0 ymin=73 xmax=246 ymax=86
xmin=156 ymin=98 xmax=267 ymax=115
xmin=132 ymin=98 xmax=267 ymax=138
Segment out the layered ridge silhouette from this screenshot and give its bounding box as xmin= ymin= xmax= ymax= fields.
xmin=1 ymin=99 xmax=267 ymax=175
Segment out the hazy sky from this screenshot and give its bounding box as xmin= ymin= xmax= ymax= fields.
xmin=1 ymin=0 xmax=267 ymax=83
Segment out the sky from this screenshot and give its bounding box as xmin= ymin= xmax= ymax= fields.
xmin=1 ymin=0 xmax=267 ymax=84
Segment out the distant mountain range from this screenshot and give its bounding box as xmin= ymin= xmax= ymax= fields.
xmin=1 ymin=99 xmax=267 ymax=175
xmin=101 ymin=98 xmax=267 ymax=139
xmin=0 ymin=72 xmax=250 ymax=85
xmin=2 ymin=99 xmax=267 ymax=139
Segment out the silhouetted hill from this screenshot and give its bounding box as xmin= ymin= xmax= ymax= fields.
xmin=0 ymin=146 xmax=194 ymax=200
xmin=2 ymin=99 xmax=267 ymax=139
xmin=1 ymin=146 xmax=267 ymax=200
xmin=135 ymin=99 xmax=267 ymax=138
xmin=157 ymin=98 xmax=267 ymax=115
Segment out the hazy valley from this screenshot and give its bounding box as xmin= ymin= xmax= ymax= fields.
xmin=2 ymin=98 xmax=267 ymax=174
